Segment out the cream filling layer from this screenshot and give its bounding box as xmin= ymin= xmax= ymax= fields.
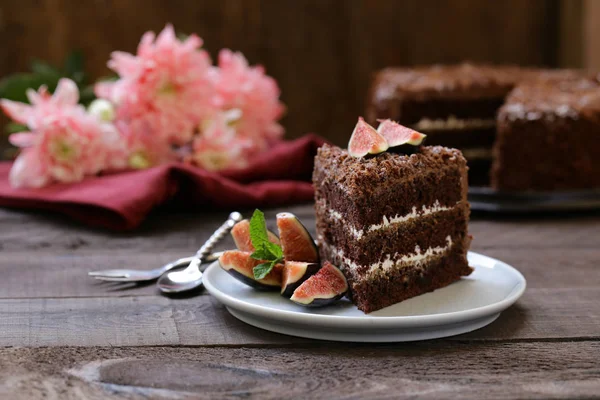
xmin=325 ymin=236 xmax=454 ymax=278
xmin=412 ymin=116 xmax=496 ymax=131
xmin=328 ymin=200 xmax=455 ymax=240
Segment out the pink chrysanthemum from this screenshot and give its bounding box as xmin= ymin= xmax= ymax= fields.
xmin=1 ymin=78 xmax=83 ymax=133
xmin=190 ymin=110 xmax=254 ymax=171
xmin=2 ymin=79 xmax=126 ymax=188
xmin=96 ymin=24 xmax=215 ymax=145
xmin=9 ymin=114 xmax=125 ymax=188
xmin=114 ymin=116 xmax=175 ymax=169
xmin=188 ymin=50 xmax=285 ymax=171
xmin=212 ymin=49 xmax=285 ymax=147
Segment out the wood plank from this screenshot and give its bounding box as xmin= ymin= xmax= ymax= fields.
xmin=1 ymin=207 xmax=599 ymax=253
xmin=2 ymin=342 xmax=599 ymax=399
xmin=469 ymin=215 xmax=600 ymax=250
xmin=0 ymin=206 xmax=308 ymax=253
xmin=0 ymin=295 xmax=307 ymax=348
xmin=558 ymin=0 xmax=584 ymax=68
xmin=1 ymin=287 xmax=599 ymax=347
xmin=0 ymin=248 xmax=597 ymax=299
xmin=584 ymin=0 xmax=600 ymax=69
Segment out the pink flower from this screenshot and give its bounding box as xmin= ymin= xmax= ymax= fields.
xmin=212 ymin=49 xmax=285 ymax=146
xmin=2 ymin=78 xmax=127 ymax=188
xmin=114 ymin=117 xmax=175 ymax=169
xmin=1 ymin=78 xmax=83 ymax=132
xmin=96 ymin=24 xmax=215 ymax=145
xmin=9 ymin=114 xmax=124 ymax=187
xmin=190 ymin=111 xmax=254 ymax=171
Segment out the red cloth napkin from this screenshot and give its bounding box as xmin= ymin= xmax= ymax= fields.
xmin=0 ymin=134 xmax=326 ymax=230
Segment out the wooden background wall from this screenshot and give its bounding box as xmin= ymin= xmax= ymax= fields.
xmin=0 ymin=0 xmax=594 ymax=146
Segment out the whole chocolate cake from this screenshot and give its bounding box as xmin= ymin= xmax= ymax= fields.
xmin=366 ymin=63 xmax=526 ymax=185
xmin=492 ymin=78 xmax=600 ymax=191
xmin=313 ymin=133 xmax=473 ymax=313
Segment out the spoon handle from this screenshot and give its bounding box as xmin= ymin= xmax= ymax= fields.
xmin=193 ymin=212 xmax=243 ymax=265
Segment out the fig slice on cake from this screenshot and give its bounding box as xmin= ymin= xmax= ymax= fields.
xmin=219 ymin=250 xmax=283 ymax=290
xmin=280 ymin=261 xmax=320 ymax=298
xmin=276 ymin=212 xmax=320 ymax=263
xmin=348 ymin=117 xmax=389 ymax=158
xmin=231 ymin=219 xmax=280 ymax=252
xmin=290 ymin=262 xmax=348 ymax=307
xmin=376 ymin=119 xmax=426 ymax=146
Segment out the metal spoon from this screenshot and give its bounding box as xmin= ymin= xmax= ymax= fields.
xmin=157 ymin=212 xmax=242 ymax=293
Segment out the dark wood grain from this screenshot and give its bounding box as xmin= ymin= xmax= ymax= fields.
xmin=1 ymin=287 xmax=598 ymax=347
xmin=0 ymin=247 xmax=597 ymax=300
xmin=2 ymin=343 xmax=599 ymax=399
xmin=1 ymin=207 xmax=599 ymax=253
xmin=0 ymin=0 xmax=563 ymax=145
xmin=0 ymin=295 xmax=308 ymax=347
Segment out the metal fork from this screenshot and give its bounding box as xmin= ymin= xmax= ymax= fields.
xmin=89 ymin=251 xmax=223 ymax=282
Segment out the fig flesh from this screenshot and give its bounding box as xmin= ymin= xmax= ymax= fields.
xmin=290 ymin=262 xmax=348 ymax=307
xmin=280 ymin=261 xmax=320 ymax=298
xmin=219 ymin=250 xmax=282 ymax=290
xmin=348 ymin=117 xmax=389 ymax=158
xmin=231 ymin=219 xmax=280 ymax=252
xmin=376 ymin=119 xmax=426 ymax=147
xmin=276 ymin=212 xmax=320 ymax=263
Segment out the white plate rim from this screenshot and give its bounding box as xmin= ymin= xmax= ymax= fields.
xmin=203 ymin=251 xmax=526 ymax=329
xmin=226 ymin=307 xmax=502 ymax=342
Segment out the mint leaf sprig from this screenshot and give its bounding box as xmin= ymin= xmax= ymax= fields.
xmin=249 ymin=209 xmax=283 ymax=280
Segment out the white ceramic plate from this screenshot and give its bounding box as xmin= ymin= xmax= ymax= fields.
xmin=203 ymin=251 xmax=526 ymax=342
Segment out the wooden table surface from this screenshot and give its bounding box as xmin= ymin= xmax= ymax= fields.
xmin=1 ymin=204 xmax=599 ymax=399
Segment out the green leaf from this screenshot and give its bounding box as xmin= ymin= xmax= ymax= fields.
xmin=250 ymin=245 xmax=274 ymax=261
xmin=30 ymin=59 xmax=60 ymax=76
xmin=253 ymin=261 xmax=276 ymax=280
xmin=78 ymin=84 xmax=97 ymax=106
xmin=249 ymin=209 xmax=269 ymax=250
xmin=264 ymin=241 xmax=283 ymax=259
xmin=4 ymin=122 xmax=27 ymax=135
xmin=0 ymin=73 xmax=60 ymax=103
xmin=63 ymin=51 xmax=85 ymax=81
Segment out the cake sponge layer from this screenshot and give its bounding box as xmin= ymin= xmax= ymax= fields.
xmin=320 ymin=238 xmax=472 ymax=313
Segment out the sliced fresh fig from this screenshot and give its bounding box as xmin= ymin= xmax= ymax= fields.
xmin=376 ymin=119 xmax=426 ymax=147
xmin=280 ymin=261 xmax=320 ymax=298
xmin=290 ymin=262 xmax=348 ymax=307
xmin=276 ymin=212 xmax=319 ymax=263
xmin=219 ymin=250 xmax=282 ymax=291
xmin=348 ymin=117 xmax=389 ymax=158
xmin=231 ymin=219 xmax=280 ymax=252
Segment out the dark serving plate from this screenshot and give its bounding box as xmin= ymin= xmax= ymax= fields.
xmin=468 ymin=187 xmax=600 ymax=212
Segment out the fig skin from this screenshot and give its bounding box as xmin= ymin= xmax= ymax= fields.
xmin=231 ymin=219 xmax=280 ymax=252
xmin=219 ymin=250 xmax=282 ymax=291
xmin=290 ymin=262 xmax=348 ymax=307
xmin=280 ymin=261 xmax=320 ymax=298
xmin=276 ymin=213 xmax=320 ymax=263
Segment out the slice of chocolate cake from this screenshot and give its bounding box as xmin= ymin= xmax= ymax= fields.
xmin=313 ymin=124 xmax=473 ymax=313
xmin=492 ymin=78 xmax=600 ymax=191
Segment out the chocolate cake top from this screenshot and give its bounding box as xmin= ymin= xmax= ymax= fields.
xmin=369 ymin=64 xmax=593 ymax=104
xmin=499 ymin=78 xmax=600 ymax=122
xmin=370 ymin=63 xmax=529 ymax=103
xmin=314 ymin=144 xmax=467 ymax=198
